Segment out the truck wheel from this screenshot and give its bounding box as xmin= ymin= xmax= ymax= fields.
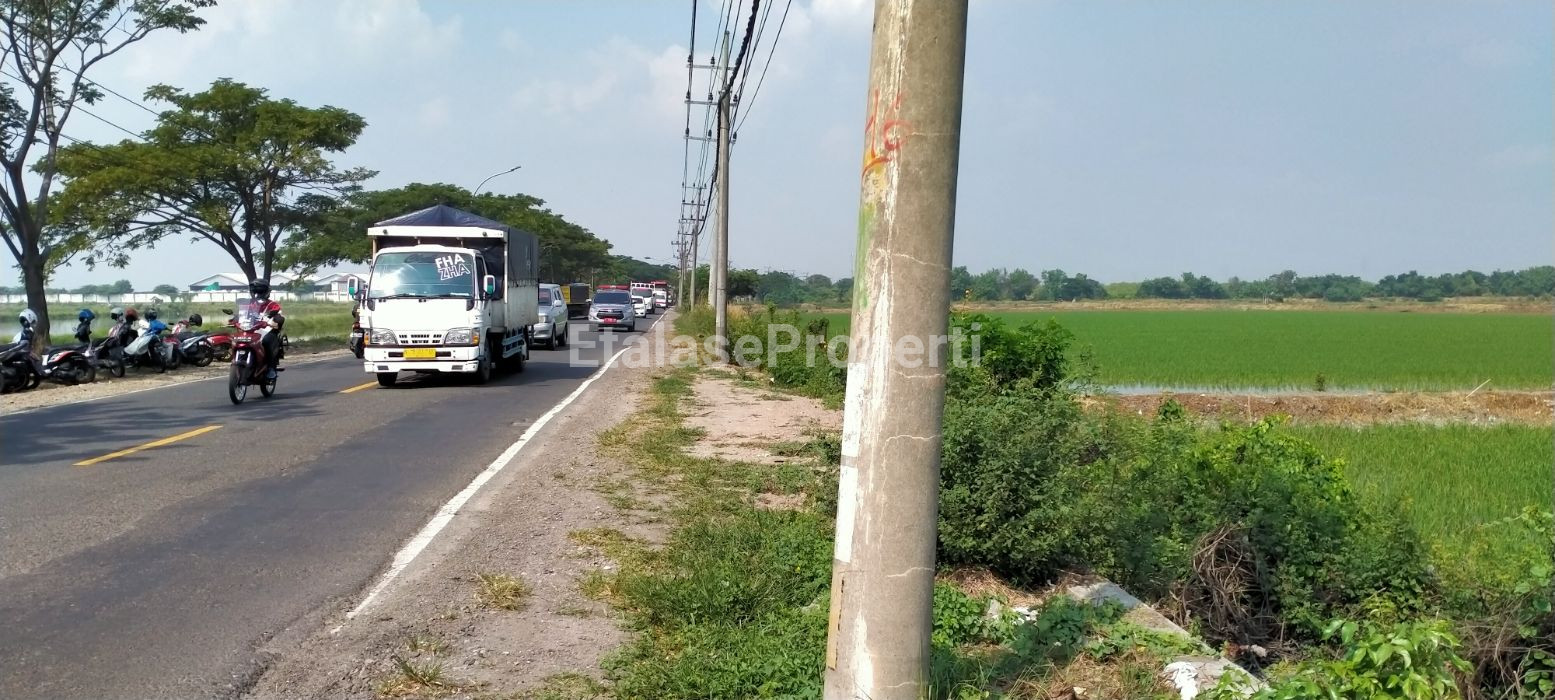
xmin=474 ymin=353 xmax=492 ymax=384
xmin=376 ymin=371 xmax=397 ymax=387
xmin=513 ymin=333 xmax=527 ymax=373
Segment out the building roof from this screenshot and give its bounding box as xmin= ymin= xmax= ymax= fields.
xmin=188 ymin=272 xmax=297 ymax=289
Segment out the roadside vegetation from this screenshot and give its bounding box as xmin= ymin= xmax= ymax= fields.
xmin=652 ymin=306 xmax=1554 ymax=699
xmin=0 ymin=300 xmax=354 ymax=353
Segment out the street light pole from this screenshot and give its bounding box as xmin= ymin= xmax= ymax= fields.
xmin=473 ymin=165 xmax=522 ymax=197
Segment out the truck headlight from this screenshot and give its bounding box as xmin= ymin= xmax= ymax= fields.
xmin=443 ymin=327 xmax=477 ymax=345
xmin=369 ymin=328 xmax=397 ymax=345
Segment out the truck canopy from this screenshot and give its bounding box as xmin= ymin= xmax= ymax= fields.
xmin=370 ymin=204 xmax=539 ymax=287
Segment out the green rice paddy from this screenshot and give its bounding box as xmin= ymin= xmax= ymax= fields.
xmin=817 ymin=309 xmax=1553 ymax=390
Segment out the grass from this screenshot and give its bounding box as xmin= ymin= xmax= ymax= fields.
xmin=474 ymin=572 xmax=532 ymax=611
xmin=0 ymin=300 xmax=355 ymax=341
xmin=582 ymin=367 xmax=1193 ymax=699
xmin=1290 ymin=423 xmax=1554 ymax=546
xmin=815 ymin=309 xmax=1553 ymax=390
xmin=378 ymin=655 xmax=457 ymax=697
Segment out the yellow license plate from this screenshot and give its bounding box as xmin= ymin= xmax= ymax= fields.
xmin=404 ymin=348 xmax=436 ymax=359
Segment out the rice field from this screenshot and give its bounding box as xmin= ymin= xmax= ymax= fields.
xmin=816 ymin=309 xmax=1553 ymax=390
xmin=1290 ymin=424 xmax=1554 ymax=545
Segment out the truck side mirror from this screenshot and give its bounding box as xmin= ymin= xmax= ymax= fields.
xmin=483 ymin=274 xmax=497 ymax=297
xmin=345 ymin=275 xmax=361 ymax=299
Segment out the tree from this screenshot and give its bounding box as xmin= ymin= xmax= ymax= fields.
xmin=1038 ymin=269 xmax=1067 ymax=301
xmin=833 ymin=277 xmax=853 ymax=305
xmin=727 ymin=268 xmax=761 ymax=299
xmin=1 ymin=0 xmax=211 ymax=349
xmin=1006 ymin=268 xmax=1037 ymax=301
xmin=55 ymin=79 xmax=373 ymax=285
xmin=151 ymin=283 xmax=178 ymax=296
xmin=970 ymin=268 xmax=1006 ymax=300
xmin=281 ymin=182 xmax=615 ymax=284
xmin=1138 ymin=276 xmax=1187 ymax=299
xmin=949 ymin=265 xmax=972 ymax=300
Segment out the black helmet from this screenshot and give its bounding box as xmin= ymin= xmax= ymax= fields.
xmin=145 ymin=308 xmax=159 ymax=321
xmin=188 ymin=313 xmax=203 ymax=327
xmin=249 ymin=280 xmax=271 ymax=298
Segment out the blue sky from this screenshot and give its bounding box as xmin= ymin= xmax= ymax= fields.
xmin=6 ymin=0 xmax=1550 ymax=290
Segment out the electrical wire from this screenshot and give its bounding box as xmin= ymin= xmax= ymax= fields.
xmin=733 ymin=0 xmax=792 ymax=134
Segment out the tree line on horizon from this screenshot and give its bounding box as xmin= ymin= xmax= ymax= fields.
xmin=944 ymin=266 xmax=1554 ymax=303
xmin=656 ymin=264 xmax=1554 ymax=307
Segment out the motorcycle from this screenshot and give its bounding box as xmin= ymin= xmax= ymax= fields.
xmin=227 ymin=301 xmax=282 ymax=404
xmin=170 ymin=316 xmax=215 ymax=367
xmin=92 ymin=320 xmax=128 ymax=378
xmin=205 ymin=309 xmax=237 ymax=363
xmin=36 ymin=318 xmax=99 ymax=385
xmin=349 ymin=306 xmax=364 ymax=359
xmin=122 ymin=326 xmax=168 ymax=373
xmin=0 ymin=340 xmax=40 ymax=393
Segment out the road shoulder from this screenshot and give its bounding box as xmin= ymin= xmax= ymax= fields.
xmin=245 ymin=317 xmax=675 ymax=699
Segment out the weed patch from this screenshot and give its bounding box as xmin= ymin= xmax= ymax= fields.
xmin=475 ymin=573 xmax=531 ymax=611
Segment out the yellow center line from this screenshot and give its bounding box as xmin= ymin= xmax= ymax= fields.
xmin=340 ymin=381 xmax=379 ymax=394
xmin=74 ymin=425 xmax=224 ymax=467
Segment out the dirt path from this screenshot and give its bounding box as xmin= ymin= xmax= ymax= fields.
xmin=1087 ymin=389 xmax=1553 ymax=426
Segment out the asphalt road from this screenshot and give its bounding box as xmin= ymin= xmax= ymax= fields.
xmin=0 ymin=313 xmax=667 ymax=699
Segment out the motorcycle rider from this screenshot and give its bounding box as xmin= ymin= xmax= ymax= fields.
xmin=248 ymin=280 xmax=285 ymax=379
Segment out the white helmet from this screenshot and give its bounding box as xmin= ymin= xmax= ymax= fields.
xmin=18 ymin=309 xmax=38 ymax=327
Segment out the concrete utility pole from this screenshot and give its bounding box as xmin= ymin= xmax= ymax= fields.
xmin=822 ymin=1 xmax=968 ymax=698
xmin=712 ymin=76 xmax=731 ymax=357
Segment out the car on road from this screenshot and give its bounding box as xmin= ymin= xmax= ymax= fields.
xmin=631 ymin=295 xmax=649 ymax=318
xmin=532 ymin=283 xmax=569 ymax=349
xmin=589 ymin=287 xmax=636 ymax=331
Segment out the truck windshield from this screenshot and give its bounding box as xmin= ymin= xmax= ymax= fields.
xmin=370 ymin=251 xmax=476 ymax=299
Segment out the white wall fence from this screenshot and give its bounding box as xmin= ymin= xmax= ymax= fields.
xmin=0 ymin=291 xmax=354 ymax=305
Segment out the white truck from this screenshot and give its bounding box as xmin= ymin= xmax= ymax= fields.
xmin=347 ymin=204 xmax=539 ymax=387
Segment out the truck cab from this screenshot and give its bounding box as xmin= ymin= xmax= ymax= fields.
xmin=351 ymin=205 xmax=539 ymax=387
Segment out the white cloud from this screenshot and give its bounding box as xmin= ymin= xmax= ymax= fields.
xmin=113 ymin=0 xmax=460 ymax=85
xmin=417 ymin=97 xmax=450 ymax=129
xmin=1484 ymin=144 xmax=1550 ymax=170
xmin=809 ymin=0 xmax=873 ymax=29
xmin=510 ymin=38 xmax=685 ymax=128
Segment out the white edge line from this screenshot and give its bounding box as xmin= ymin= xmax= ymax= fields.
xmin=331 ymin=320 xmax=662 ymax=632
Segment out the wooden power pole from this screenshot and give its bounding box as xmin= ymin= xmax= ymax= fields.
xmin=823 ymin=1 xmax=969 ymax=698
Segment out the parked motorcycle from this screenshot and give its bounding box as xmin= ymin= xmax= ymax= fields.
xmin=227 ymin=300 xmax=281 ymax=404
xmin=170 ymin=314 xmax=215 ymax=367
xmin=123 ymin=326 xmax=168 ymax=373
xmin=93 ymin=316 xmax=128 ymax=378
xmin=0 ymin=340 xmax=39 ymax=393
xmin=35 ymin=312 xmax=99 ymax=385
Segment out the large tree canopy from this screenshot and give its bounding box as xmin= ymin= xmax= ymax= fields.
xmin=54 ymin=78 xmax=373 ymax=283
xmin=1 ymin=0 xmax=211 ymax=347
xmin=280 ymin=182 xmax=616 ymax=284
